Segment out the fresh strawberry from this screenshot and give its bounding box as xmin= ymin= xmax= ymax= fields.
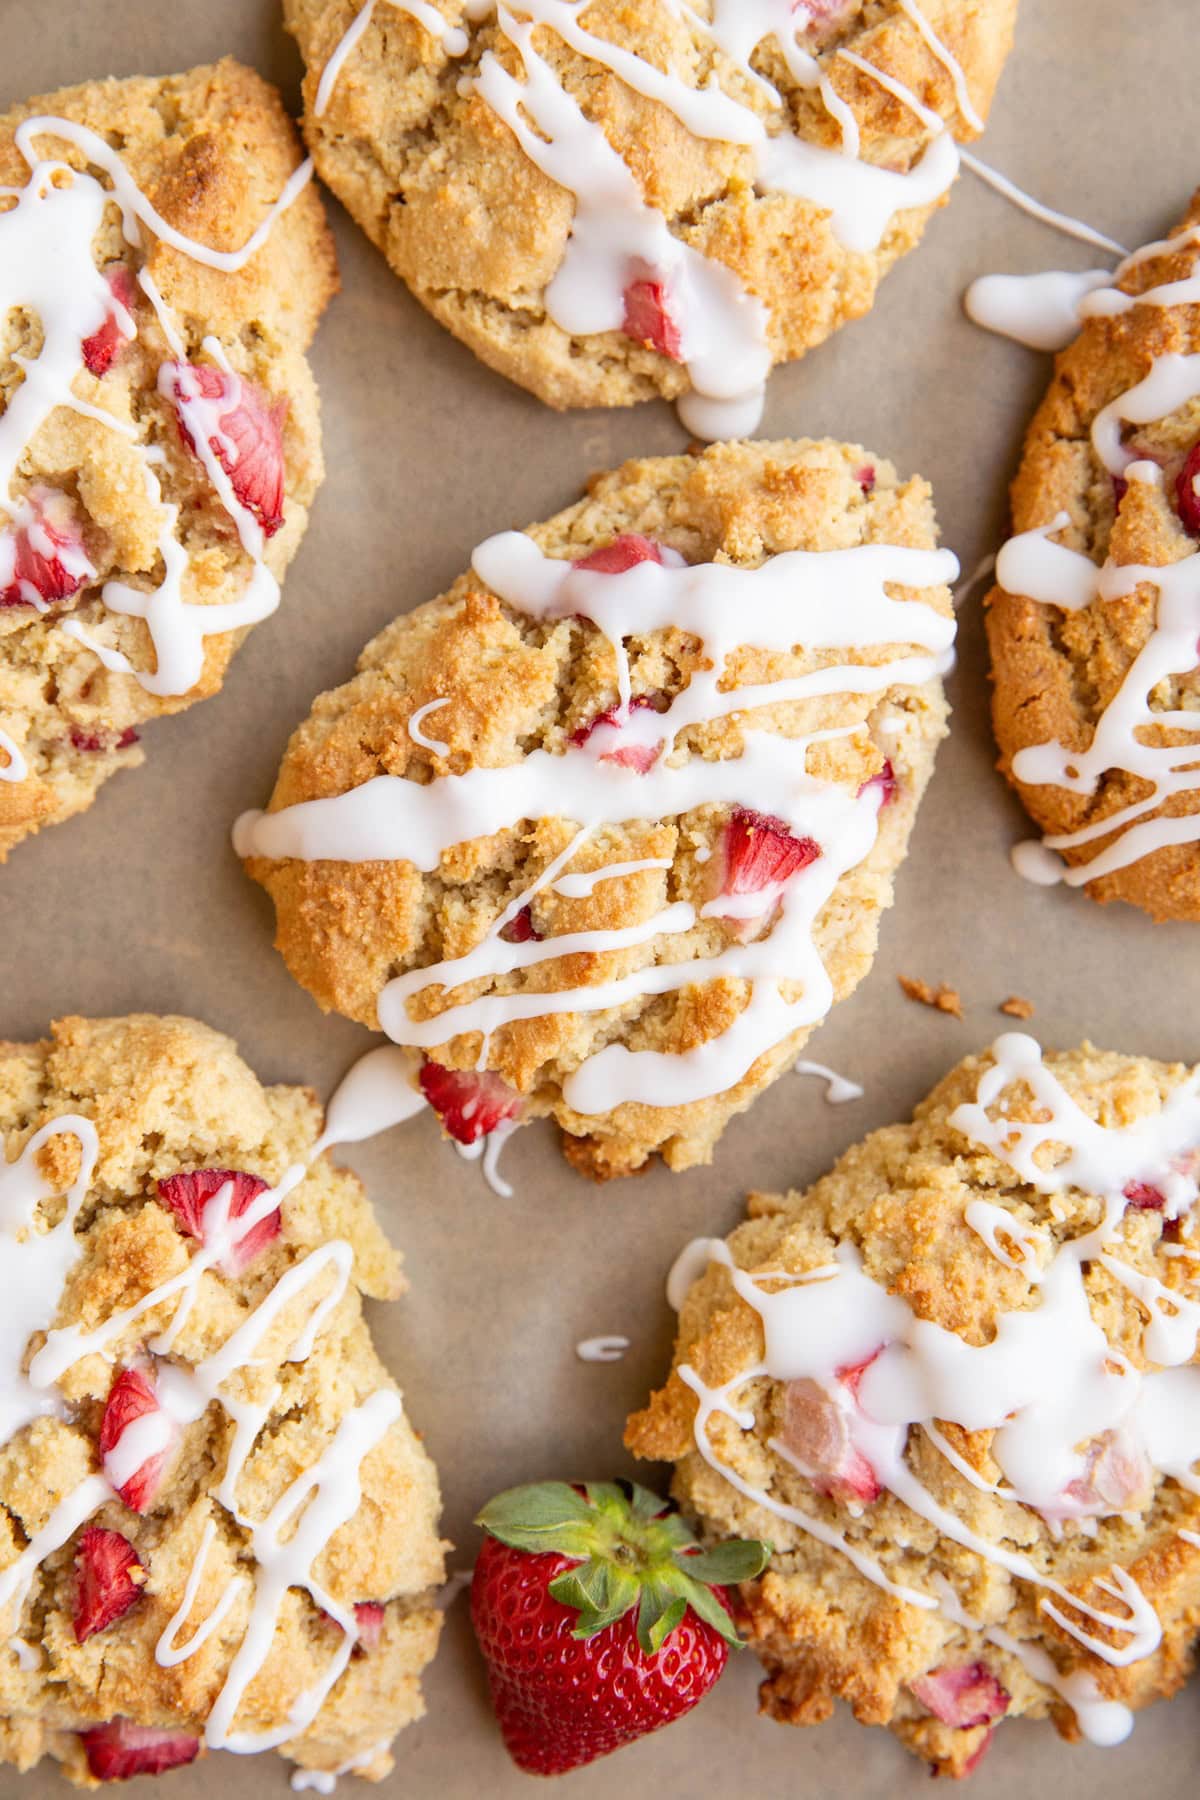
xmin=167 ymin=362 xmax=287 ymax=536
xmin=80 ymin=1721 xmax=200 ymax=1782
xmin=500 ymin=904 xmax=543 ymax=945
xmin=354 ymin=1601 xmax=385 ymax=1652
xmin=1175 ymin=441 xmax=1200 ymax=536
xmin=622 ymin=278 xmax=684 ymax=361
xmin=574 ymin=535 xmax=671 ymax=575
xmin=156 ymin=1169 xmax=279 ymax=1274
xmin=708 ymin=808 xmax=820 ymax=934
xmin=74 ymin=1526 xmax=145 ymax=1644
xmin=779 ymin=1377 xmax=880 ymax=1504
xmin=571 ymin=693 xmax=665 ymax=774
xmin=0 ymin=490 xmax=92 ymax=610
xmin=69 ymin=726 xmax=140 ymax=754
xmin=99 ymin=1366 xmax=178 ymax=1514
xmin=1124 ymin=1180 xmax=1166 ymax=1212
xmin=82 ymin=266 xmax=137 ymax=377
xmin=910 ymin=1662 xmax=1010 ymax=1730
xmin=418 ymin=1062 xmax=524 ymax=1146
xmin=1059 ymin=1428 xmax=1153 ymax=1517
xmin=859 ymin=758 xmax=897 ymax=807
xmin=855 ymin=464 xmax=877 ymax=493
xmin=471 ymin=1480 xmax=769 ymax=1775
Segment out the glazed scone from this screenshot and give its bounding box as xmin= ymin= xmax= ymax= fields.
xmin=237 ymin=438 xmax=956 ymax=1179
xmin=987 ymin=189 xmax=1200 ymax=920
xmin=0 ymin=1014 xmax=444 ymax=1787
xmin=627 ymin=1032 xmax=1200 ymax=1776
xmin=0 ymin=60 xmax=337 ymax=858
xmin=285 ymin=0 xmax=1016 ymax=426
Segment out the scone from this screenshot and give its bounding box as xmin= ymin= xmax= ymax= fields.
xmin=0 ymin=61 xmax=337 ymax=859
xmin=627 ymin=1031 xmax=1200 ymax=1775
xmin=987 ymin=189 xmax=1200 ymax=920
xmin=0 ymin=1013 xmax=444 ymax=1787
xmin=236 ymin=438 xmax=957 ymax=1179
xmin=285 ymin=0 xmax=1015 ymax=430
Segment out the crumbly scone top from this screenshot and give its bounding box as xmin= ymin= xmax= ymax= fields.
xmin=239 ymin=438 xmax=956 ymax=1178
xmin=627 ymin=1033 xmax=1200 ymax=1774
xmin=0 ymin=1014 xmax=443 ymax=1787
xmin=0 ymin=59 xmax=337 ymax=859
xmin=987 ymin=187 xmax=1200 ymax=921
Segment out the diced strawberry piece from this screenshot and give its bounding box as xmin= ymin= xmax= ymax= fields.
xmin=858 ymin=758 xmax=897 ymax=807
xmin=156 ymin=1169 xmax=278 ymax=1274
xmin=714 ymin=808 xmax=820 ymax=911
xmin=1175 ymin=442 xmax=1200 ymax=536
xmin=911 ymin=1663 xmax=1009 ymax=1730
xmin=500 ymin=905 xmax=543 ymax=945
xmin=835 ymin=1351 xmax=882 ymax=1399
xmin=1060 ymin=1428 xmax=1153 ymax=1517
xmin=418 ymin=1062 xmax=524 ymax=1146
xmin=82 ymin=266 xmax=137 ymax=377
xmin=354 ymin=1601 xmax=385 ymax=1651
xmin=81 ymin=1721 xmax=200 ymax=1782
xmin=622 ymin=278 xmax=684 ymax=361
xmin=855 ymin=464 xmax=876 ymax=493
xmin=168 ymin=362 xmax=287 ymax=536
xmin=779 ymin=1378 xmax=880 ymax=1504
xmin=1124 ymin=1181 xmax=1166 ymax=1212
xmin=574 ymin=535 xmax=669 ymax=575
xmin=99 ymin=1366 xmax=178 ymax=1514
xmin=0 ymin=490 xmax=91 ymax=610
xmin=74 ymin=1527 xmax=144 ymax=1643
xmin=962 ymin=1729 xmax=995 ymax=1776
xmin=69 ymin=725 xmax=140 ymax=754
xmin=570 ymin=693 xmax=665 ymax=774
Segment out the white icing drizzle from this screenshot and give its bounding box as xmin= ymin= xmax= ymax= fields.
xmin=290 ymin=1739 xmax=391 ymax=1795
xmin=670 ymin=1032 xmax=1200 ymax=1744
xmin=0 ymin=1047 xmax=436 ymax=1763
xmin=965 ymin=268 xmax=1113 ymax=352
xmin=576 ymin=1334 xmax=631 ymax=1363
xmin=958 ymin=149 xmax=1128 ymax=257
xmin=794 ymin=1060 xmax=864 ymax=1104
xmin=0 ymin=730 xmax=27 ymax=783
xmin=236 ymin=530 xmax=957 ymax=1118
xmin=0 ymin=117 xmax=312 ymax=765
xmin=408 ymin=696 xmax=452 ymax=755
xmin=1000 ymin=441 xmax=1200 ymax=886
xmin=312 ymin=0 xmax=974 ymax=435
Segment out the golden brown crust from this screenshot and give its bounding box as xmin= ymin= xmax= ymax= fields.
xmin=627 ymin=1041 xmax=1200 ymax=1773
xmin=0 ymin=1013 xmax=444 ymax=1786
xmin=243 ymin=437 xmax=953 ymax=1178
xmin=284 ymin=0 xmax=1016 ymax=407
xmin=987 ymin=188 xmax=1200 ymax=921
xmin=0 ymin=60 xmax=338 ymax=857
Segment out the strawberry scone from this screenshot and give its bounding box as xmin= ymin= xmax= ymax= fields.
xmin=0 ymin=1013 xmax=444 ymax=1786
xmin=236 ymin=438 xmax=957 ymax=1179
xmin=284 ymin=0 xmax=1015 ymax=432
xmin=987 ymin=188 xmax=1200 ymax=919
xmin=627 ymin=1032 xmax=1200 ymax=1775
xmin=0 ymin=60 xmax=336 ymax=859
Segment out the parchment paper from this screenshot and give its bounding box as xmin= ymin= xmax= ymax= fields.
xmin=1 ymin=1 xmax=1197 ymax=1793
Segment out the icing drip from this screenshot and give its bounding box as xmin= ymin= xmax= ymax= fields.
xmin=576 ymin=1335 xmax=631 ymax=1363
xmin=236 ymin=530 xmax=957 ymax=1116
xmin=958 ymin=150 xmax=1128 ymax=256
xmin=1001 ymin=453 xmax=1200 ymax=886
xmin=0 ymin=117 xmax=311 ymax=769
xmin=312 ymin=0 xmax=973 ymax=435
xmin=794 ymin=1060 xmax=864 ymax=1104
xmin=0 ymin=1047 xmax=433 ymax=1760
xmin=965 ymin=268 xmax=1113 ymax=352
xmin=672 ymin=1032 xmax=1200 ymax=1743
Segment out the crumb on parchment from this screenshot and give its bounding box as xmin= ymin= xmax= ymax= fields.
xmin=898 ymin=975 xmax=963 ymax=1018
xmin=1000 ymin=995 xmax=1035 ymax=1019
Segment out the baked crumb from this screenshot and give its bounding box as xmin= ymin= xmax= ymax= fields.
xmin=1000 ymin=994 xmax=1035 ymax=1019
xmin=899 ymin=975 xmax=963 ymax=1018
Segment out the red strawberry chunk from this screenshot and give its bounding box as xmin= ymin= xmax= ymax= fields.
xmin=779 ymin=1377 xmax=880 ymax=1504
xmin=858 ymin=758 xmax=897 ymax=807
xmin=500 ymin=905 xmax=543 ymax=945
xmin=570 ymin=692 xmax=665 ymax=774
xmin=82 ymin=266 xmax=137 ymax=377
xmin=573 ymin=535 xmax=669 ymax=575
xmin=962 ymin=1729 xmax=996 ymax=1776
xmin=69 ymin=726 xmax=140 ymax=754
xmin=354 ymin=1601 xmax=385 ymax=1651
xmin=168 ymin=362 xmax=287 ymax=537
xmin=156 ymin=1169 xmax=278 ymax=1274
xmin=855 ymin=464 xmax=876 ymax=493
xmin=1124 ymin=1181 xmax=1166 ymax=1212
xmin=0 ymin=490 xmax=91 ymax=610
xmin=99 ymin=1366 xmax=179 ymax=1514
xmin=622 ymin=278 xmax=684 ymax=361
xmin=418 ymin=1062 xmax=524 ymax=1145
xmin=81 ymin=1721 xmax=200 ymax=1782
xmin=911 ymin=1662 xmax=1009 ymax=1730
xmin=1175 ymin=442 xmax=1200 ymax=536
xmin=74 ymin=1526 xmax=144 ymax=1643
xmin=1060 ymin=1428 xmax=1153 ymax=1517
xmin=711 ymin=808 xmax=821 ymax=926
